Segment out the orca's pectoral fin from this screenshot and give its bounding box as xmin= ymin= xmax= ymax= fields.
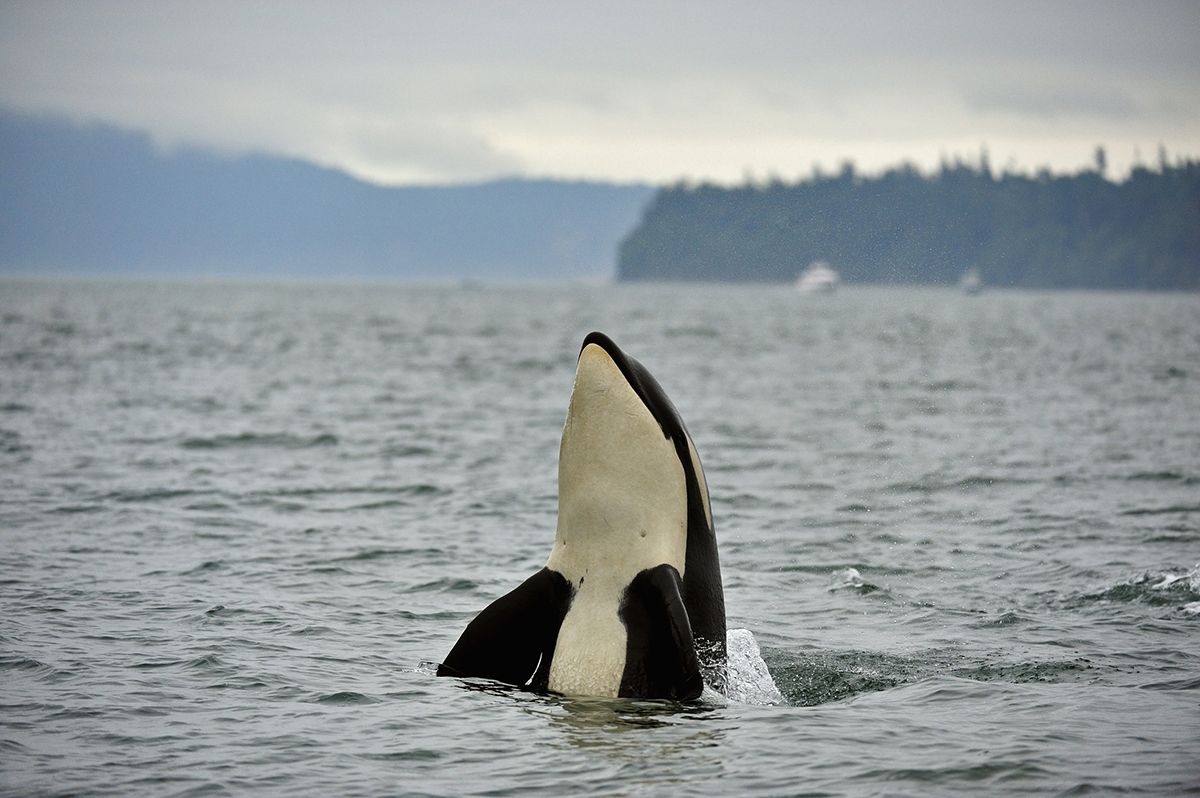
xmin=621 ymin=564 xmax=704 ymax=701
xmin=437 ymin=567 xmax=571 ymax=690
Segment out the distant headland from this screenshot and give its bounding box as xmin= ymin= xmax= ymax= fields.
xmin=618 ymin=155 xmax=1200 ymax=290
xmin=0 ymin=110 xmax=653 ymax=282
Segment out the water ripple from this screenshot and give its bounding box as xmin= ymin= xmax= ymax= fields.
xmin=2 ymin=281 xmax=1197 ymax=797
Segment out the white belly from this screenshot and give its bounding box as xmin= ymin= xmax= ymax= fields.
xmin=547 ymin=588 xmax=627 ymax=697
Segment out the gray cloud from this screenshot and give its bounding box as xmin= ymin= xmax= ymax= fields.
xmin=1 ymin=0 xmax=1197 ymax=183
xmin=965 ymin=85 xmax=1142 ymax=121
xmin=333 ymin=118 xmax=524 ymax=184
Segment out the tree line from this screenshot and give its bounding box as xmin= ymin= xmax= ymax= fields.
xmin=617 ymin=155 xmax=1200 ymax=289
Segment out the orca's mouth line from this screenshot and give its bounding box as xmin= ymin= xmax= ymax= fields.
xmin=579 ymin=331 xmax=629 ymax=372
xmin=577 ymin=330 xmax=691 ymax=452
xmin=579 ymin=331 xmax=655 ymax=420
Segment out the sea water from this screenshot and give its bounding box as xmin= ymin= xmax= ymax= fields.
xmin=1 ymin=280 xmax=1197 ymax=796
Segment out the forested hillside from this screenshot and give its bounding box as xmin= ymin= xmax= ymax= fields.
xmin=618 ymin=159 xmax=1200 ymax=289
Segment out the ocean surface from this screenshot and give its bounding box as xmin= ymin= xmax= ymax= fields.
xmin=2 ymin=279 xmax=1198 ymax=796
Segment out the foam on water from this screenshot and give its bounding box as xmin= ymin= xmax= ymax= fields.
xmin=1149 ymin=562 xmax=1200 ymax=593
xmin=1081 ymin=562 xmax=1200 ymax=610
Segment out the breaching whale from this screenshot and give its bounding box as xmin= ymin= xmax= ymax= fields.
xmin=437 ymin=332 xmax=726 ymax=700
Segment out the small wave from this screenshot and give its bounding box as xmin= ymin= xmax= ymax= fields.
xmin=0 ymin=428 xmax=30 ymax=454
xmin=0 ymin=654 xmax=63 ymax=681
xmin=664 ymin=325 xmax=721 ymax=339
xmin=128 ymin=654 xmax=226 ymax=674
xmin=515 ymin=357 xmax=561 ymax=373
xmin=828 ymin=567 xmax=883 ymax=596
xmin=105 ymin=488 xmax=201 ymax=503
xmin=358 ymin=749 xmax=443 ymax=762
xmin=42 ymin=320 xmax=77 ymax=337
xmin=319 ymin=499 xmax=414 ymax=512
xmin=1133 ymin=673 xmax=1200 ymax=691
xmin=1149 ymin=566 xmax=1200 ymax=592
xmin=953 ymin=657 xmax=1097 ymax=684
xmin=1078 ymin=564 xmax=1200 ymax=609
xmin=403 ymin=577 xmax=479 ymax=594
xmin=289 ymin=625 xmax=335 ymax=637
xmin=262 ymin=484 xmax=449 ymax=499
xmin=381 ymin=444 xmax=435 ymax=458
xmin=885 ymin=474 xmax=1032 ymax=493
xmin=185 ymin=560 xmax=225 ymax=575
xmin=764 ymin=649 xmax=917 ymax=706
xmin=1152 ymin=365 xmax=1188 ymax=380
xmin=47 ymin=503 xmax=105 ymax=515
xmin=332 ymin=547 xmax=443 ymax=563
xmin=132 ymin=659 xmax=183 ymax=669
xmin=764 ymin=649 xmax=1095 ymax=704
xmin=861 ymin=760 xmax=1051 ymax=785
xmin=183 ymin=654 xmax=225 ymax=672
xmin=394 ymin=610 xmax=464 ymax=621
xmin=922 ymin=379 xmax=979 ymax=392
xmin=312 ymin=691 xmax=380 ymax=705
xmin=970 ymin=610 xmax=1027 ymax=628
xmin=1124 ymin=470 xmax=1198 ymax=485
xmin=1119 ymin=504 xmax=1200 ymax=516
xmin=180 ymin=432 xmax=338 ymax=450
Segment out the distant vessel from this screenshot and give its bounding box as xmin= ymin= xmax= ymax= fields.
xmin=960 ymin=268 xmax=983 ymax=295
xmin=795 ymin=261 xmax=840 ymax=293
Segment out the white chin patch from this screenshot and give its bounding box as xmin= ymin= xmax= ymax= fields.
xmin=545 ymin=343 xmax=689 ymax=696
xmin=548 ymin=343 xmax=687 ymax=582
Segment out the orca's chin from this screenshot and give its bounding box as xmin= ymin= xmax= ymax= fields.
xmin=554 ymin=340 xmax=686 ymax=565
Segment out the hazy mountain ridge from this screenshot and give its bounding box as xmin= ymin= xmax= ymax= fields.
xmin=0 ymin=111 xmax=655 ymax=280
xmin=618 ymin=160 xmax=1200 ymax=289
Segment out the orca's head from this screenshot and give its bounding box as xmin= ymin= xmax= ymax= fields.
xmin=548 ymin=332 xmax=712 ymax=584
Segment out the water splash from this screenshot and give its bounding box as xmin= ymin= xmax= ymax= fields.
xmin=719 ymin=628 xmax=783 ymax=705
xmin=829 ymin=566 xmax=882 ymax=595
xmin=1148 ymin=563 xmax=1200 ymax=593
xmin=1080 ymin=563 xmax=1200 ymax=610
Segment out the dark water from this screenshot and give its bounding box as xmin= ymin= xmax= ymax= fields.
xmin=2 ymin=280 xmax=1198 ymax=796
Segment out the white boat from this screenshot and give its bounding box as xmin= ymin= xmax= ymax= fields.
xmin=795 ymin=261 xmax=840 ymax=293
xmin=959 ymin=268 xmax=983 ymax=295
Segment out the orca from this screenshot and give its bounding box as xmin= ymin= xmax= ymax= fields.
xmin=437 ymin=331 xmax=726 ymax=700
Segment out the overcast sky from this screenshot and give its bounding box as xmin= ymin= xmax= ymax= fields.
xmin=1 ymin=0 xmax=1197 ymax=185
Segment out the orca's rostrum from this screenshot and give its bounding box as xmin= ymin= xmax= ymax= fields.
xmin=438 ymin=332 xmax=726 ymax=699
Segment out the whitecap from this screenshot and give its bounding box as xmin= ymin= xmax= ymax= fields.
xmin=1149 ymin=562 xmax=1200 ymax=592
xmin=832 ymin=566 xmax=864 ymax=588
